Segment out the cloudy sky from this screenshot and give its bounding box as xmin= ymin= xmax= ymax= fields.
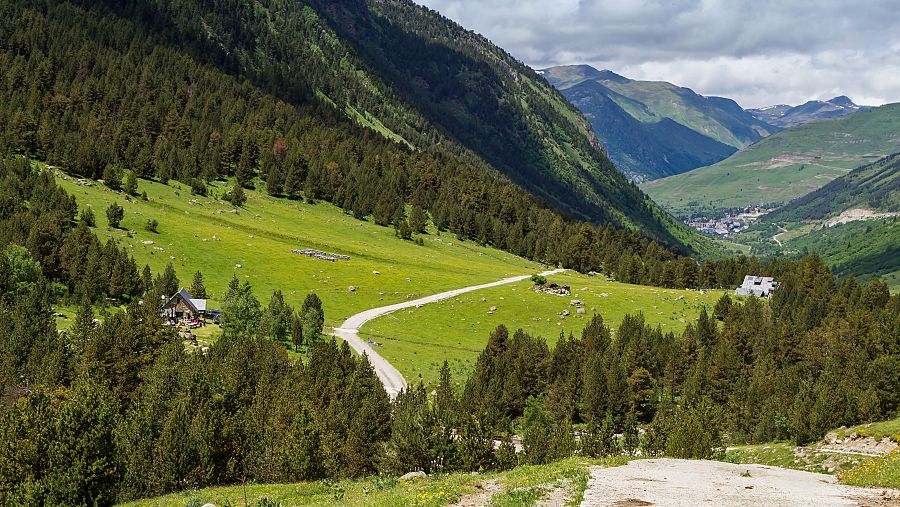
xmin=417 ymin=0 xmax=900 ymax=108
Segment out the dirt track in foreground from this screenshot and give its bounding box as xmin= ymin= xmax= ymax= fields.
xmin=580 ymin=459 xmax=896 ymax=507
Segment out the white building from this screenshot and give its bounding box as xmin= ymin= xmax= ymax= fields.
xmin=735 ymin=276 xmax=778 ymax=297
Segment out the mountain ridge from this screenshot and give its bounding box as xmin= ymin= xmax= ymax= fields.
xmin=540 ymin=64 xmax=775 ymax=181
xmin=748 ymin=96 xmax=868 ymax=128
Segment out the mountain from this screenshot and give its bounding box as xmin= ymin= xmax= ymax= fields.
xmin=561 ymin=80 xmax=738 ymax=181
xmin=642 ymin=103 xmax=900 ymax=218
xmin=541 ymin=65 xmax=777 ymax=181
xmin=748 ymin=96 xmax=868 ymax=128
xmin=0 ymin=0 xmax=705 ymax=254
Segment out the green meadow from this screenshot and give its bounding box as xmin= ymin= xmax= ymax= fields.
xmin=54 ymin=170 xmax=545 ymax=329
xmin=117 ymin=456 xmax=627 ymax=507
xmin=56 ymin=169 xmax=726 ymax=387
xmin=362 ymin=272 xmax=727 ymax=389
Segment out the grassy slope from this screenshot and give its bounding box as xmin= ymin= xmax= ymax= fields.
xmin=55 ymin=170 xmax=544 ymax=328
xmin=118 ymin=456 xmax=628 ymax=507
xmin=362 ymin=272 xmax=726 ymax=389
xmin=57 ymin=169 xmax=725 ymax=388
xmin=728 ymin=416 xmax=900 ymax=489
xmin=643 ymin=103 xmax=900 ymax=218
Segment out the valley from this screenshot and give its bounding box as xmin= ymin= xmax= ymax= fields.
xmin=0 ymin=0 xmax=898 ymax=506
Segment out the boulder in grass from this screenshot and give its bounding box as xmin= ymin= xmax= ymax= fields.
xmin=400 ymin=471 xmax=427 ymax=481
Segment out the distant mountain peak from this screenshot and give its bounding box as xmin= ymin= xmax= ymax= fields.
xmin=827 ymin=95 xmax=857 ymax=108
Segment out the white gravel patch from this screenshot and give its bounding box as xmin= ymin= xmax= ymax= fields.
xmin=580 ymin=459 xmax=887 ymax=507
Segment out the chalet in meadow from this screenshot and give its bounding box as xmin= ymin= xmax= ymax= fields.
xmin=735 ymin=275 xmax=778 ymax=297
xmin=160 ymin=288 xmax=212 ymax=324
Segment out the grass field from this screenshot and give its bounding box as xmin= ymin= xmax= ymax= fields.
xmin=361 ymin=272 xmax=727 ymax=389
xmin=642 ymin=103 xmax=900 ymax=218
xmin=117 ymin=456 xmax=627 ymax=507
xmin=54 ymin=170 xmax=546 ymax=330
xmin=840 ymin=449 xmax=900 ymax=489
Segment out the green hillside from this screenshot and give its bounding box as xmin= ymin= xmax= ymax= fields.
xmin=53 ymin=170 xmax=543 ymax=328
xmin=55 ymin=169 xmax=726 ymax=383
xmin=765 ymin=152 xmax=900 ymax=222
xmin=643 ymin=103 xmax=900 ymax=218
xmin=541 ymin=65 xmax=774 ymax=180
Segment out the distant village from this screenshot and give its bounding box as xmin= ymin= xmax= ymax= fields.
xmin=684 ymin=205 xmax=774 ymax=237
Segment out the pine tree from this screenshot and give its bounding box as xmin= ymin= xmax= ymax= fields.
xmin=230 ymin=184 xmax=246 ymax=208
xmin=79 ymin=208 xmax=95 ymax=227
xmin=622 ymin=410 xmax=640 ymax=455
xmin=521 ymin=396 xmax=552 ymax=465
xmin=408 ymin=204 xmax=428 ymax=233
xmin=155 ymin=262 xmax=179 ymax=297
xmin=189 ymin=271 xmax=207 ymax=299
xmin=291 ymin=312 xmax=303 ymax=352
xmin=105 ymin=202 xmax=124 ymax=229
xmin=124 ymin=171 xmax=138 ymax=196
xmin=72 ymin=296 xmax=95 ymax=352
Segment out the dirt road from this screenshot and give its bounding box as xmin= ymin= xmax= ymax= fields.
xmin=332 ymin=269 xmax=566 ymax=397
xmin=580 ymin=459 xmax=891 ymax=507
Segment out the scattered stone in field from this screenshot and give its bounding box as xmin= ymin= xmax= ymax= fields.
xmin=487 ymin=311 xmax=493 ymax=315
xmin=480 ymin=297 xmax=486 ymax=302
xmin=561 ymin=309 xmax=570 ymax=317
xmin=489 ymin=306 xmax=497 ymax=312
xmin=677 ymin=296 xmax=685 ymax=301
xmin=500 ymin=297 xmax=505 ymax=300
xmin=188 ymin=199 xmax=200 ymax=205
xmin=400 ymin=471 xmax=427 ymax=481
xmin=405 ymin=277 xmax=411 ymax=282
xmin=577 ymin=308 xmax=586 ymax=315
xmin=142 ymin=240 xmax=154 ymax=245
xmin=248 ymin=235 xmax=254 ymax=238
xmin=373 ymin=271 xmax=381 ymax=275
xmin=246 ymin=243 xmax=252 ymax=247
xmin=348 ymin=286 xmax=356 ymax=292
xmin=169 ymin=256 xmax=175 ymax=260
xmin=570 ymin=300 xmax=583 ymax=306
xmin=234 ymin=264 xmax=242 ymax=269
xmin=600 ymin=293 xmax=609 ymax=297
xmin=201 ymin=503 xmax=215 ymax=507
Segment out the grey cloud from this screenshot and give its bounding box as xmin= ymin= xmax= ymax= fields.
xmin=418 ymin=0 xmax=900 ymax=107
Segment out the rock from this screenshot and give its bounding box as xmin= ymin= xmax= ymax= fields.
xmin=489 ymin=306 xmax=497 ymax=312
xmin=373 ymin=271 xmax=381 ymax=275
xmin=234 ymin=264 xmax=242 ymax=269
xmin=577 ymin=308 xmax=586 ymax=314
xmin=480 ymin=297 xmax=486 ymax=302
xmin=142 ymin=240 xmax=154 ymax=245
xmin=399 ymin=471 xmax=427 ymax=481
xmin=561 ymin=309 xmax=570 ymax=317
xmin=201 ymin=504 xmax=216 ymax=507
xmin=348 ymin=286 xmax=356 ymax=292
xmin=570 ymin=299 xmax=583 ymax=306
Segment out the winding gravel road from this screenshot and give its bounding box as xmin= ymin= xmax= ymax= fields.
xmin=333 ymin=269 xmax=566 ymax=397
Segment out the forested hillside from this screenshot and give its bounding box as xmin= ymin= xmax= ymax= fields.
xmin=0 ymin=0 xmax=704 ymax=256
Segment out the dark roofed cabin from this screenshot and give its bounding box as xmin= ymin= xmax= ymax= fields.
xmin=161 ymin=288 xmax=210 ymax=325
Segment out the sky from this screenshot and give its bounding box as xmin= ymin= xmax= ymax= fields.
xmin=416 ymin=0 xmax=900 ymax=108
